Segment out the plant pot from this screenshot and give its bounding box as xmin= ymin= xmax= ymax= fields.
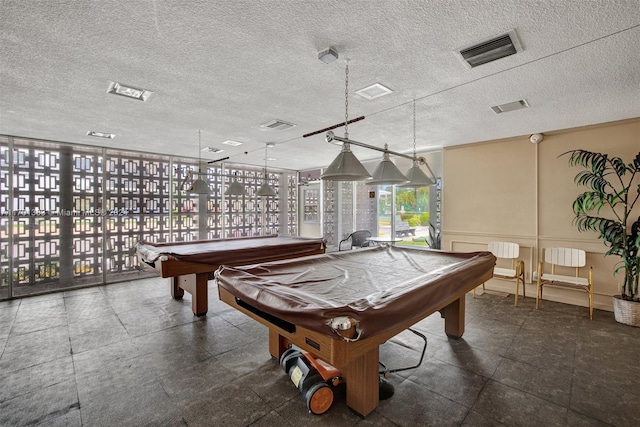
xmin=612 ymin=295 xmax=640 ymax=327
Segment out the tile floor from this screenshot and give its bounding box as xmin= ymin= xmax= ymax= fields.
xmin=1 ymin=278 xmax=639 ymax=426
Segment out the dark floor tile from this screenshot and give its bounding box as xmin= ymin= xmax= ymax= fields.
xmin=432 ymin=337 xmax=504 ymax=378
xmin=215 ymin=335 xmax=274 ymax=376
xmin=179 ymin=381 xmax=271 ymax=427
xmin=14 ymin=298 xmax=67 ymax=321
xmin=249 ymin=410 xmax=296 ymax=427
xmin=218 ymin=307 xmax=254 ymax=326
xmin=70 ymin=326 xmax=131 ymax=354
xmin=236 ymin=317 xmax=270 ymax=340
xmin=233 ymin=360 xmax=299 ymax=410
xmin=505 ymin=330 xmax=577 ymax=371
xmin=0 ymin=337 xmax=71 ymax=374
xmin=570 ymin=377 xmax=640 ymax=427
xmin=0 ymin=356 xmax=74 ymax=403
xmin=274 ymin=396 xmax=362 ymax=426
xmin=120 ymin=313 xmax=186 ymax=337
xmin=35 ymin=407 xmax=82 ymax=426
xmin=376 ymin=378 xmax=469 ymax=426
xmin=139 ymin=344 xmax=213 ymax=378
xmin=201 ymin=317 xmax=256 ymax=357
xmin=9 ymin=315 xmax=68 ymax=336
xmin=407 ymin=358 xmax=488 ymax=407
xmin=573 ymin=335 xmax=640 ymax=384
xmin=65 ymin=304 xmax=116 ymax=322
xmin=67 ymin=314 xmax=124 ymax=337
xmin=566 ymin=410 xmax=612 ymax=427
xmin=157 ymin=357 xmax=237 ymax=406
xmin=80 ymin=379 xmax=181 ymax=427
xmin=0 ymin=379 xmax=79 ymax=426
xmin=132 ymin=319 xmax=209 ymax=354
xmin=461 ymin=410 xmax=507 ymax=426
xmin=492 ymin=357 xmax=572 ymax=407
xmin=472 ymin=296 xmax=533 ymax=326
xmin=456 ymin=318 xmax=521 ymax=356
xmin=74 ymin=341 xmax=153 ymax=401
xmin=472 ymin=380 xmax=567 ymax=427
xmin=0 ymin=300 xmax=19 ymax=323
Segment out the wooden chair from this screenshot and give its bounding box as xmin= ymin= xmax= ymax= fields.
xmin=338 ymin=230 xmax=372 ymax=251
xmin=473 ymin=241 xmax=526 ymax=306
xmin=536 ymin=247 xmax=594 ymax=319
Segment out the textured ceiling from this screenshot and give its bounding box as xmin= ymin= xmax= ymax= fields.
xmin=1 ymin=0 xmax=639 ymax=172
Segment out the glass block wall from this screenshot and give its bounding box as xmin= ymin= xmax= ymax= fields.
xmin=0 ymin=136 xmax=297 ymax=298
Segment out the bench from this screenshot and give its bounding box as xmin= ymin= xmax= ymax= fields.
xmin=395 ymin=221 xmax=415 ymax=237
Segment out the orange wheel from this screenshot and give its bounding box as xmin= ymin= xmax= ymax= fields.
xmin=306 ymin=383 xmax=334 ymax=415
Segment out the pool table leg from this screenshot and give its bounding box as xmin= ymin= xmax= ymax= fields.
xmin=175 ymin=273 xmax=209 ymax=316
xmin=341 ymin=347 xmax=379 ymax=417
xmin=440 ymin=296 xmax=465 ymax=338
xmin=171 ymin=277 xmax=185 ymax=299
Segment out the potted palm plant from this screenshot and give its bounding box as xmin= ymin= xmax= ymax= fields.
xmin=563 ymin=149 xmax=640 ymax=326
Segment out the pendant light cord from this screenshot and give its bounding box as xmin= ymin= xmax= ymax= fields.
xmin=198 ymin=129 xmax=202 ymax=174
xmin=412 ymin=100 xmax=417 ymax=158
xmin=344 ymin=62 xmax=349 ymax=137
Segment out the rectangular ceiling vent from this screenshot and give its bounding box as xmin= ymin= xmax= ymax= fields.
xmin=261 ymin=119 xmax=296 ymax=131
xmin=456 ymin=29 xmax=522 ymax=68
xmin=491 ymin=99 xmax=529 ymax=114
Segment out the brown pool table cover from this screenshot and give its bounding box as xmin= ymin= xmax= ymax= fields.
xmin=215 ymin=246 xmax=496 ymax=340
xmin=136 ymin=235 xmax=326 ymax=266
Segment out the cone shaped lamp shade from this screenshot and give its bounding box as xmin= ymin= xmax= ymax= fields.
xmin=256 ymin=181 xmax=277 ymax=197
xmin=321 ymin=143 xmax=372 ymax=181
xmin=189 ymin=176 xmax=211 ymax=194
xmin=225 ymin=177 xmax=248 ymax=196
xmin=366 ymin=152 xmax=409 ymax=185
xmin=399 ymin=160 xmax=435 ymax=187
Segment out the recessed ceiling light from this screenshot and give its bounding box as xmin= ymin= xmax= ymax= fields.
xmin=491 ymin=99 xmax=529 ymax=114
xmin=202 ymin=147 xmax=224 ymax=153
xmin=266 ymin=142 xmax=276 ymax=148
xmin=261 ymin=119 xmax=296 ymax=130
xmin=87 ymin=131 xmax=115 ymax=139
xmin=355 ymin=83 xmax=393 ymax=100
xmin=107 ymin=81 xmax=152 ymax=101
xmin=264 ymin=157 xmax=276 ymax=161
xmin=222 ymin=140 xmax=243 ymax=146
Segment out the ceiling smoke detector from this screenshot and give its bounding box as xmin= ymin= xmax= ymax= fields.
xmin=318 ymin=47 xmax=338 ymax=64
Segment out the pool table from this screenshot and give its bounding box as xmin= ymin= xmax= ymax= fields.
xmin=215 ymin=246 xmax=495 ymax=417
xmin=136 ymin=235 xmax=326 ymax=316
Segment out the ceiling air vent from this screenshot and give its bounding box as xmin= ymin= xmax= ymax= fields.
xmin=456 ymin=29 xmax=522 ymax=68
xmin=261 ymin=119 xmax=296 ymax=131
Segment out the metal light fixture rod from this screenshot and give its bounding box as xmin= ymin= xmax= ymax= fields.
xmin=325 ymin=131 xmax=437 ymax=181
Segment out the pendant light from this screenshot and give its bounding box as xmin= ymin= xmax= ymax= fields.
xmin=366 ymin=144 xmax=409 ymax=185
xmin=225 ymin=172 xmax=248 ymax=196
xmin=188 ymin=130 xmax=211 ymax=194
xmin=256 ymin=143 xmax=277 ymax=197
xmin=400 ymin=100 xmax=435 ymax=188
xmin=321 ymin=61 xmax=371 ymax=181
